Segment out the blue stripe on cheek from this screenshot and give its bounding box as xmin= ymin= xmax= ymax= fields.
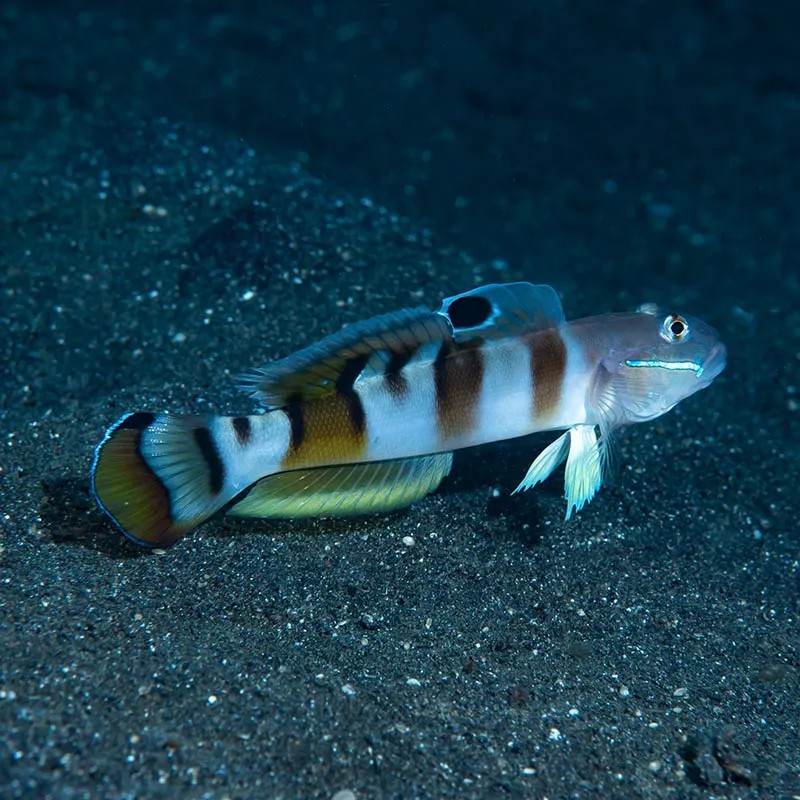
xmin=625 ymin=359 xmax=703 ymax=377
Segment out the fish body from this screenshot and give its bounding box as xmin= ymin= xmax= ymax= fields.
xmin=91 ymin=283 xmax=726 ymax=546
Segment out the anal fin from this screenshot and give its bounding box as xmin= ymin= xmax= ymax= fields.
xmin=228 ymin=453 xmax=453 ymax=519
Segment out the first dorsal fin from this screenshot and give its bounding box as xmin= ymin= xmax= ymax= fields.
xmin=238 ymin=307 xmax=453 ymax=409
xmin=438 ymin=282 xmax=565 ymax=343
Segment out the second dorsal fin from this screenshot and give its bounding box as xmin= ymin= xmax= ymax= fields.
xmin=237 ymin=307 xmax=454 ymax=409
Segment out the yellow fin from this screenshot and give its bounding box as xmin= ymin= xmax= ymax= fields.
xmin=228 ymin=453 xmax=453 ymax=519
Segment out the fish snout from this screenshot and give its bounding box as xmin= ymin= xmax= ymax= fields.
xmin=702 ymin=341 xmax=727 ymax=381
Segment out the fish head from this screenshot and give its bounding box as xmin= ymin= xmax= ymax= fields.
xmin=592 ymin=304 xmax=726 ymax=425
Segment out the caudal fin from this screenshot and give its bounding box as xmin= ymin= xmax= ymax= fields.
xmin=91 ymin=412 xmax=235 ymax=546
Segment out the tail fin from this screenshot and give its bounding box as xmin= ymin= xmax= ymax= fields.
xmin=91 ymin=412 xmax=235 ymax=546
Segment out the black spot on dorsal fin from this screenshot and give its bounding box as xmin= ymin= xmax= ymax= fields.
xmin=446 ymin=295 xmax=493 ymax=329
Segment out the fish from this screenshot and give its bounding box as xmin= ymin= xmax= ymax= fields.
xmin=90 ymin=282 xmax=726 ymax=547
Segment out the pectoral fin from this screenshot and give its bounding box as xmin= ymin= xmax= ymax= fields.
xmin=512 ymin=431 xmax=570 ymax=494
xmin=513 ymin=425 xmax=606 ymax=520
xmin=563 ymin=425 xmax=604 ymax=520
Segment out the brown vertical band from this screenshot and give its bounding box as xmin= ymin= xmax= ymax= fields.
xmin=232 ymin=416 xmax=252 ymax=446
xmin=284 ymin=394 xmax=305 ymax=453
xmin=384 ymin=347 xmax=415 ymax=400
xmin=434 ymin=341 xmax=484 ymax=441
xmin=529 ymin=329 xmax=567 ymax=418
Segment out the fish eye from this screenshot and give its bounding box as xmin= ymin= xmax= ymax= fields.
xmin=660 ymin=313 xmax=689 ymax=342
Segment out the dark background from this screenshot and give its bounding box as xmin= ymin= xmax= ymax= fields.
xmin=1 ymin=2 xmax=798 ymax=798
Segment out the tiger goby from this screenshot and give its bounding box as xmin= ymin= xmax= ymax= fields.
xmin=91 ymin=282 xmax=726 ymax=546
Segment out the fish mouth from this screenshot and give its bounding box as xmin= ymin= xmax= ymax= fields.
xmin=702 ymin=341 xmax=727 ymax=381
